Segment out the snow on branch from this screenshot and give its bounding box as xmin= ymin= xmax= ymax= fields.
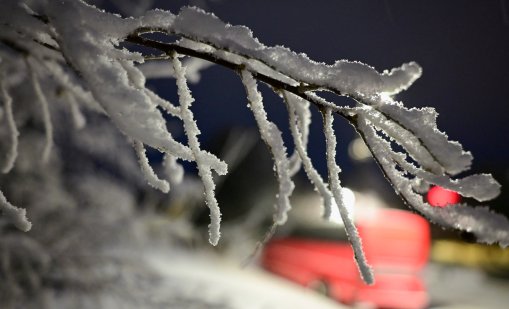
xmin=0 ymin=0 xmax=507 ymax=284
xmin=375 ymin=102 xmax=473 ymax=175
xmin=0 ymin=190 xmax=31 ymax=232
xmin=323 ymin=108 xmax=374 ymax=284
xmin=285 ymin=91 xmax=310 ymax=177
xmin=133 ymin=140 xmax=170 ymax=193
xmin=171 ymin=53 xmax=225 ymax=246
xmin=241 ymin=70 xmax=294 ymax=225
xmin=26 ymin=57 xmax=53 ymax=163
xmin=284 ymin=91 xmax=334 ymax=219
xmin=356 ymin=111 xmax=508 ymax=247
xmin=0 ymin=80 xmax=18 ymax=174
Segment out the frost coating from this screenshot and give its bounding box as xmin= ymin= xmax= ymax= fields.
xmin=27 ymin=58 xmax=53 ymax=163
xmin=381 ymin=62 xmax=422 ymax=95
xmin=241 ymin=70 xmax=295 ymax=225
xmin=46 ymin=0 xmax=227 ymax=173
xmin=377 ymin=103 xmax=472 ymax=175
xmin=360 ymin=105 xmax=444 ymax=174
xmin=323 ymin=108 xmax=374 ymax=284
xmin=133 ymin=140 xmax=170 ymax=193
xmin=0 ymin=81 xmax=18 ymax=174
xmin=0 ymin=190 xmax=31 ymax=232
xmin=171 ymin=7 xmax=421 ymax=97
xmin=286 ymin=92 xmax=311 ymax=176
xmin=46 ymin=1 xmax=176 ymax=153
xmin=284 ymin=91 xmax=334 ymax=219
xmin=172 ymin=54 xmax=224 ymax=246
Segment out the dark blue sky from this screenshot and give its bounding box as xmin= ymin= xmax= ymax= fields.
xmin=141 ymin=0 xmax=509 ymax=207
xmin=151 ymin=1 xmax=508 ymax=161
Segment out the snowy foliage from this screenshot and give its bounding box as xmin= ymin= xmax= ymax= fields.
xmin=1 ymin=0 xmax=508 ymax=284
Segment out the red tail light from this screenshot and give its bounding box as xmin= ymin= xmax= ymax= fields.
xmin=427 ymin=186 xmax=461 ymax=207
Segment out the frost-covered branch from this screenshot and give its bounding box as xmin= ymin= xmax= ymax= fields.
xmin=284 ymin=91 xmax=334 ymax=220
xmin=323 ymin=107 xmax=374 ymax=284
xmin=26 ymin=57 xmax=53 ymax=163
xmin=240 ymin=70 xmax=294 ymax=225
xmin=171 ymin=52 xmax=225 ymax=245
xmin=0 ymin=80 xmax=18 ymax=174
xmin=1 ymin=0 xmax=507 ymax=285
xmin=133 ymin=140 xmax=170 ymax=193
xmin=355 ymin=111 xmax=507 ymax=246
xmin=0 ymin=189 xmax=31 ymax=232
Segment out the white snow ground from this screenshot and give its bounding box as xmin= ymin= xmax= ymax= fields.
xmin=146 ymin=249 xmax=346 ymax=309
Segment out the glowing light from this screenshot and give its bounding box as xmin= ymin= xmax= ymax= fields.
xmin=427 ymin=186 xmax=461 ymax=207
xmin=348 ymin=137 xmax=371 ymax=161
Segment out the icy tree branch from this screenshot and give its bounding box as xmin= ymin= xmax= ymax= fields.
xmin=26 ymin=57 xmax=53 ymax=163
xmin=240 ymin=69 xmax=294 ymax=225
xmin=323 ymin=107 xmax=374 ymax=284
xmin=1 ymin=0 xmax=507 ymax=284
xmin=284 ymin=91 xmax=334 ymax=220
xmin=171 ymin=52 xmax=225 ymax=245
xmin=0 ymin=190 xmax=31 ymax=232
xmin=0 ymin=80 xmax=18 ymax=174
xmin=133 ymin=140 xmax=170 ymax=193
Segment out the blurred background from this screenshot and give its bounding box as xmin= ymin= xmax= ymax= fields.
xmin=1 ymin=0 xmax=509 ymax=308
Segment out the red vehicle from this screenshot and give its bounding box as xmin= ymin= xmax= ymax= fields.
xmin=262 ymin=208 xmax=431 ymax=309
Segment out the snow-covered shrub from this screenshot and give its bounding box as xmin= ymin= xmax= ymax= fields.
xmin=1 ymin=0 xmax=508 ymax=284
